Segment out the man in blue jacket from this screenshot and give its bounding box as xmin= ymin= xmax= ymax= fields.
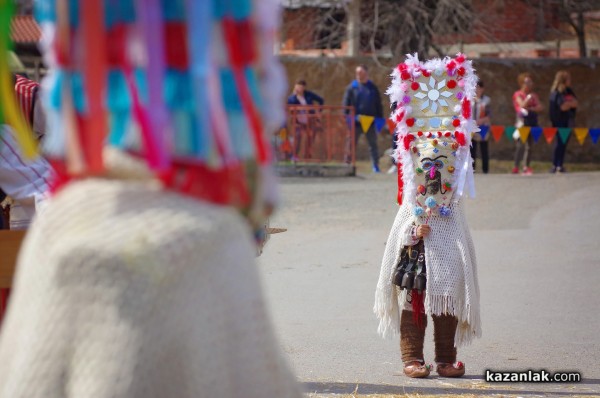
xmin=287 ymin=80 xmax=324 ymax=159
xmin=343 ymin=65 xmax=383 ymax=172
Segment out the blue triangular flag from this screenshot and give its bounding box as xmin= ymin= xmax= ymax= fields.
xmin=374 ymin=117 xmax=386 ymax=133
xmin=479 ymin=125 xmax=489 ymax=139
xmin=589 ymin=129 xmax=600 ymax=144
xmin=530 ymin=126 xmax=543 ymax=143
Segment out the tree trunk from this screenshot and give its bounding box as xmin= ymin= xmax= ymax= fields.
xmin=347 ymin=0 xmax=361 ymax=56
xmin=576 ymin=11 xmax=587 ymax=58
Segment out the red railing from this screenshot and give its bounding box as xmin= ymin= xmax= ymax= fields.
xmin=274 ymin=105 xmax=356 ymax=166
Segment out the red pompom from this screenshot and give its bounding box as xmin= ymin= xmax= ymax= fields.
xmin=437 ymin=131 xmax=442 ymax=137
xmin=457 ymin=67 xmax=465 ymax=76
xmin=456 ymin=54 xmax=466 ymax=63
xmin=447 ymin=60 xmax=457 ymax=70
xmin=462 ymin=99 xmax=471 ymax=119
xmin=403 ymin=135 xmax=412 ymax=150
xmin=455 ymin=131 xmax=466 ymax=146
xmin=398 ymin=63 xmax=408 ymax=71
xmin=401 ymin=71 xmax=411 ymax=80
xmin=411 ymin=81 xmax=419 ymax=90
xmin=406 ymin=118 xmax=415 ymax=127
xmin=452 ymin=119 xmax=461 ymax=127
xmin=447 ymin=80 xmax=457 ymax=89
xmin=417 ymin=131 xmax=423 ymax=136
xmin=396 ymin=111 xmax=405 ymax=122
xmin=422 ymin=70 xmax=431 ymax=77
xmin=444 ymin=132 xmax=452 ymax=137
xmin=427 ymin=132 xmax=433 ymax=138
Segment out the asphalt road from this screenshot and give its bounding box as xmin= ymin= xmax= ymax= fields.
xmin=258 ymin=171 xmax=600 ymax=397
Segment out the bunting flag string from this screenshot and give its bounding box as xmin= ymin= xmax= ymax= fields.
xmin=374 ymin=117 xmax=387 ymax=133
xmin=479 ymin=125 xmax=489 ymax=140
xmin=290 ymin=111 xmax=600 ymax=147
xmin=590 ymin=129 xmax=600 ymax=144
xmin=558 ymin=128 xmax=571 ymax=144
xmin=530 ymin=127 xmax=543 ymax=143
xmin=543 ymin=127 xmax=557 ymax=144
xmin=386 ymin=119 xmax=397 ymax=135
xmin=574 ymin=128 xmax=588 ymax=145
xmin=491 ymin=125 xmax=504 ymax=142
xmin=518 ymin=126 xmax=531 ymax=144
xmin=358 ymin=115 xmax=374 ymax=134
xmin=504 ymin=126 xmax=516 ymax=141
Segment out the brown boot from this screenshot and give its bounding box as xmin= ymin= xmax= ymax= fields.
xmin=404 ymin=360 xmax=431 ymax=378
xmin=432 ymin=314 xmax=465 ymax=378
xmin=436 ymin=361 xmax=465 ymax=378
xmin=400 ymin=310 xmax=429 ymax=378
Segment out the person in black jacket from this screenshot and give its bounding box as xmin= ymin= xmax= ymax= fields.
xmin=549 ymin=70 xmax=577 ymax=173
xmin=343 ymin=65 xmax=384 ymax=172
xmin=287 ymin=80 xmax=324 ymax=159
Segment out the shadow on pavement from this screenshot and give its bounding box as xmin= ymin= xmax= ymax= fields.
xmin=302 ymin=379 xmax=600 ymax=396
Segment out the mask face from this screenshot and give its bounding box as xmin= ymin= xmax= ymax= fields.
xmin=388 ymin=53 xmax=477 ymax=218
xmin=410 ymin=134 xmax=460 ymax=218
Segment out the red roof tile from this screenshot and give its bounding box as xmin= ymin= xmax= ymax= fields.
xmin=10 ymin=15 xmax=41 ymax=44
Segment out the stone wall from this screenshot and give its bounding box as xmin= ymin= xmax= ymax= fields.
xmin=281 ymin=56 xmax=600 ymax=163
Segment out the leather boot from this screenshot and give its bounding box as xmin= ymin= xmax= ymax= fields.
xmin=400 ymin=310 xmax=429 ymax=378
xmin=432 ymin=313 xmax=465 ymax=377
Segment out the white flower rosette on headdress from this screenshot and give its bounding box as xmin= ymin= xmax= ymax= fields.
xmin=387 ymin=53 xmax=477 ymax=219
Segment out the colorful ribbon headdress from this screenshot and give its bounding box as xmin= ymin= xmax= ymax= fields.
xmin=33 ymin=0 xmax=285 ymax=222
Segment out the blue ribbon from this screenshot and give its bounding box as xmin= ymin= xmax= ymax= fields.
xmin=185 ymin=0 xmax=213 ymax=161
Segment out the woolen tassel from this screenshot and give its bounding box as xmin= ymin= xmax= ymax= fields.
xmin=397 ymin=163 xmax=403 ymax=205
xmin=411 ymin=290 xmax=426 ymax=330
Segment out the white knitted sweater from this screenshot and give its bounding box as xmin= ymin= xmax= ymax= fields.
xmin=374 ymin=200 xmax=482 ymax=347
xmin=0 ymin=178 xmax=301 ymax=398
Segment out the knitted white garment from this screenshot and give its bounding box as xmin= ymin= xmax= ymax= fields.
xmin=0 ymin=179 xmax=301 ymax=398
xmin=374 ymin=200 xmax=482 ymax=347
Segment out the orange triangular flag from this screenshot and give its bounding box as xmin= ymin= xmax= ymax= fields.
xmin=491 ymin=125 xmax=504 ymax=142
xmin=358 ymin=115 xmax=375 ymax=134
xmin=518 ymin=126 xmax=531 ymax=143
xmin=574 ymin=128 xmax=588 ymax=145
xmin=543 ymin=127 xmax=557 ymax=144
xmin=386 ymin=119 xmax=397 ymax=135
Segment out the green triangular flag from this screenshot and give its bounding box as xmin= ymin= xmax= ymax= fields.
xmin=558 ymin=128 xmax=571 ymax=144
xmin=504 ymin=126 xmax=517 ymax=140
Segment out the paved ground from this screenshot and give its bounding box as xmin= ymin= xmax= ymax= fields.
xmin=258 ymin=171 xmax=600 ymax=397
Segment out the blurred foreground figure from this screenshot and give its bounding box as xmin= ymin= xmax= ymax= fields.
xmin=0 ymin=1 xmax=300 ymax=397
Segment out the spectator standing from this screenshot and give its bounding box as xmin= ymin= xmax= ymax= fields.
xmin=470 ymin=81 xmax=491 ymax=174
xmin=549 ymin=70 xmax=577 ymax=173
xmin=512 ymin=73 xmax=542 ymax=176
xmin=287 ymin=79 xmax=324 ymax=159
xmin=343 ymin=65 xmax=384 ymax=173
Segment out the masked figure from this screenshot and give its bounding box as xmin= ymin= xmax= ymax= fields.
xmin=374 ymin=54 xmax=481 ymax=379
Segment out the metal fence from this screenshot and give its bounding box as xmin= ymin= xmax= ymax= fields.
xmin=273 ymin=105 xmax=356 ymax=167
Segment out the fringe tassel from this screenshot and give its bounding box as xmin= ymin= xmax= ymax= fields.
xmin=411 ymin=290 xmax=425 ymax=329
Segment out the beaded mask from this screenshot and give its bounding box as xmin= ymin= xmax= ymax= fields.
xmin=387 ymin=54 xmax=478 ymax=218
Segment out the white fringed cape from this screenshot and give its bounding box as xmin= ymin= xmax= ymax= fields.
xmin=374 ymin=200 xmax=482 ymax=347
xmin=0 ymin=175 xmax=301 ymax=398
